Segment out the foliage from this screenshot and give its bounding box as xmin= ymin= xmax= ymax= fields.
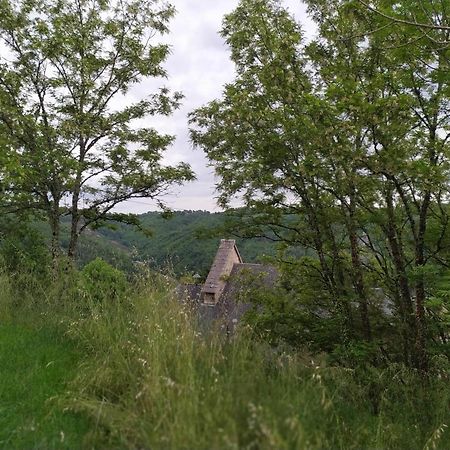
xmin=190 ymin=0 xmax=450 ymax=370
xmin=95 ymin=210 xmax=281 ymax=276
xmin=5 ymin=210 xmax=284 ymax=276
xmin=23 ymin=209 xmax=282 ymax=275
xmin=244 ymin=257 xmax=346 ymax=352
xmin=70 ymin=229 xmax=135 ymax=273
xmin=0 ymin=215 xmax=51 ymax=277
xmin=0 ymin=0 xmax=194 ymax=260
xmin=81 ymin=257 xmax=127 ymax=303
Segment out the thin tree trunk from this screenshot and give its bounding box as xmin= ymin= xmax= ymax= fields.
xmin=67 ymin=198 xmax=80 ymax=260
xmin=291 ymin=171 xmax=355 ymax=341
xmin=346 ymin=197 xmax=372 ymax=341
xmin=68 ymin=139 xmax=85 ymax=260
xmin=414 ymin=192 xmax=431 ymax=373
xmin=311 ymin=190 xmax=355 ymax=339
xmin=49 ymin=201 xmax=61 ymax=274
xmin=384 ymin=187 xmax=416 ymax=366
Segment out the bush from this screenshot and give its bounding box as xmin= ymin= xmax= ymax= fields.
xmin=81 ymin=257 xmax=128 ymax=303
xmin=0 ymin=216 xmax=51 ymax=279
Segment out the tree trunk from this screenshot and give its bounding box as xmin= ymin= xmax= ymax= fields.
xmin=67 ymin=201 xmax=79 ymax=260
xmin=49 ymin=201 xmax=61 ymax=274
xmin=384 ymin=187 xmax=416 ymax=366
xmin=291 ymin=170 xmax=356 ymax=342
xmin=346 ymin=197 xmax=372 ymax=341
xmin=297 ymin=177 xmax=354 ymax=341
xmin=414 ymin=192 xmax=431 ymax=373
xmin=68 ymin=139 xmax=85 ymax=260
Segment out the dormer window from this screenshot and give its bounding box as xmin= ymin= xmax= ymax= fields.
xmin=203 ymin=293 xmax=215 ymax=305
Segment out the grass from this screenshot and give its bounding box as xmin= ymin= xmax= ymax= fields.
xmin=0 ymin=323 xmax=90 ymax=449
xmin=59 ymin=271 xmax=450 ymax=449
xmin=1 ymin=267 xmax=450 ymax=449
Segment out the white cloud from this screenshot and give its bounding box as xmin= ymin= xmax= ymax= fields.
xmin=121 ymin=0 xmax=315 ymax=213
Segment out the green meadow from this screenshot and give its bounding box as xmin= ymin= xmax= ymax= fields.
xmin=0 ymin=324 xmax=90 ymax=448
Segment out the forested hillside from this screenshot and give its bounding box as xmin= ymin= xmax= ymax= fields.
xmin=10 ymin=210 xmax=284 ymax=277
xmin=87 ymin=210 xmax=281 ymax=276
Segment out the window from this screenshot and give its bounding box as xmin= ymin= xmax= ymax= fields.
xmin=203 ymin=293 xmax=215 ymax=305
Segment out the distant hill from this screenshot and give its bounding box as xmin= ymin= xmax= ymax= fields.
xmin=93 ymin=210 xmax=279 ymax=276
xmin=28 ymin=210 xmax=302 ymax=275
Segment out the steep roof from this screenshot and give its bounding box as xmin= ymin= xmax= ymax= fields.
xmin=220 ymin=263 xmax=278 ymax=313
xmin=177 ymin=284 xmax=202 ymax=303
xmin=198 ymin=262 xmax=278 ymax=331
xmin=221 ymin=263 xmax=279 ymax=302
xmin=179 ymin=239 xmax=278 ymax=331
xmin=200 ymin=239 xmax=242 ymax=304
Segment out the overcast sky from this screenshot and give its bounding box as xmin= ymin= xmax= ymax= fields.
xmin=115 ymin=0 xmax=315 ymax=214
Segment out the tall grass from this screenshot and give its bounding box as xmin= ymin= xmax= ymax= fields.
xmin=2 ymin=265 xmax=450 ymax=449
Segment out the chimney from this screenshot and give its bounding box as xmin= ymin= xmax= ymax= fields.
xmin=201 ymin=239 xmax=242 ymax=305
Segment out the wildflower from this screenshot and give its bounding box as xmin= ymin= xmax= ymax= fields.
xmin=137 ymin=358 xmax=148 ymax=367
xmin=163 ymin=377 xmax=175 ymax=387
xmin=135 ymin=390 xmax=144 ymax=399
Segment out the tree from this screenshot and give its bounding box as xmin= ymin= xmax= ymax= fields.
xmin=0 ymin=0 xmax=194 ymax=261
xmin=191 ymin=0 xmax=361 ymax=344
xmin=191 ymin=0 xmax=450 ymax=370
xmin=358 ymin=0 xmax=450 ymax=35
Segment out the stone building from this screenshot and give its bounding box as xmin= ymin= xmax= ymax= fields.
xmin=180 ymin=239 xmax=278 ymax=329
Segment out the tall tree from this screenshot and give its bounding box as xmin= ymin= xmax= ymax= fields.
xmin=0 ymin=0 xmax=194 ymax=261
xmin=191 ymin=0 xmax=450 ymax=369
xmin=191 ymin=0 xmax=359 ymax=343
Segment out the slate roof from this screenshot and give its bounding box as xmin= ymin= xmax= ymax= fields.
xmin=178 ymin=240 xmax=278 ymax=331
xmin=220 ymin=263 xmax=278 ymax=304
xmin=207 ymin=262 xmax=278 ymax=329
xmin=177 ymin=284 xmax=202 ymax=303
xmin=201 ymin=239 xmax=242 ymax=303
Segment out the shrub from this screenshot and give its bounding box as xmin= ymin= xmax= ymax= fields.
xmin=0 ymin=216 xmax=51 ymax=279
xmin=81 ymin=258 xmax=128 ymax=303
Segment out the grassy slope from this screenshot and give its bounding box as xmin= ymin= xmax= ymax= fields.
xmin=0 ymin=324 xmax=90 ymax=449
xmin=61 ymin=274 xmax=450 ymax=450
xmin=1 ymin=269 xmax=449 ymax=449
